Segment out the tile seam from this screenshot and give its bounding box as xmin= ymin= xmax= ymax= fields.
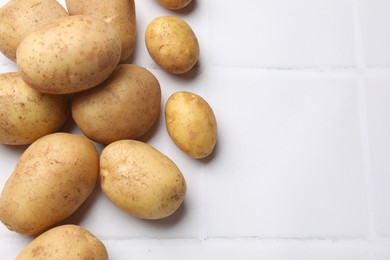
xmin=352 ymin=0 xmax=376 ymax=245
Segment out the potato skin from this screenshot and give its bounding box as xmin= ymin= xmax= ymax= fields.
xmin=72 ymin=64 xmax=161 ymax=145
xmin=0 ymin=0 xmax=68 ymax=61
xmin=0 ymin=72 xmax=68 ymax=145
xmin=16 ymin=15 xmax=122 ymax=94
xmin=15 ymin=225 xmax=108 ymax=260
xmin=145 ymin=16 xmax=199 ymax=74
xmin=100 ymin=140 xmax=186 ymax=219
xmin=157 ymin=0 xmax=192 ymax=10
xmin=66 ymin=0 xmax=136 ymax=61
xmin=0 ymin=133 xmax=99 ymax=235
xmin=165 ymin=91 xmax=217 ymax=159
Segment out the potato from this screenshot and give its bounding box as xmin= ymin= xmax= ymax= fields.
xmin=72 ymin=64 xmax=161 ymax=145
xmin=66 ymin=0 xmax=136 ymax=61
xmin=145 ymin=16 xmax=199 ymax=74
xmin=16 ymin=225 xmax=108 ymax=260
xmin=165 ymin=91 xmax=217 ymax=159
xmin=0 ymin=72 xmax=68 ymax=145
xmin=16 ymin=15 xmax=122 ymax=94
xmin=0 ymin=0 xmax=68 ymax=61
xmin=0 ymin=133 xmax=99 ymax=235
xmin=100 ymin=140 xmax=186 ymax=219
xmin=157 ymin=0 xmax=192 ymax=10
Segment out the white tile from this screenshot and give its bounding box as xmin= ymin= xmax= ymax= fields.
xmin=203 ymin=68 xmax=368 ymax=238
xmin=204 ymin=239 xmax=370 ymax=260
xmin=104 ymin=239 xmax=202 ymax=260
xmin=376 ymin=245 xmax=390 ymax=260
xmin=360 ymin=0 xmax=390 ymax=67
xmin=365 ymin=75 xmax=390 ymax=236
xmin=0 ymin=56 xmax=16 ymax=74
xmin=207 ymin=0 xmax=356 ymax=68
xmin=0 ymin=237 xmax=33 ymax=259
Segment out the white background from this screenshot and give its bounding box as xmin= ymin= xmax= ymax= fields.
xmin=1 ymin=0 xmax=390 ymax=259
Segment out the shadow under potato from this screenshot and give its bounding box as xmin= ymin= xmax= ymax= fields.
xmin=168 ymin=0 xmax=198 ymax=15
xmin=2 ymin=143 xmax=29 ymax=158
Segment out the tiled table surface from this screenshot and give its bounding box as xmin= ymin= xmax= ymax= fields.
xmin=1 ymin=0 xmax=390 ymax=259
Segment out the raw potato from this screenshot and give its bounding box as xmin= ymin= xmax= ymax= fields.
xmin=157 ymin=0 xmax=192 ymax=10
xmin=0 ymin=72 xmax=68 ymax=145
xmin=66 ymin=0 xmax=136 ymax=61
xmin=145 ymin=16 xmax=199 ymax=74
xmin=16 ymin=225 xmax=108 ymax=260
xmin=16 ymin=15 xmax=122 ymax=94
xmin=100 ymin=140 xmax=187 ymax=219
xmin=72 ymin=64 xmax=161 ymax=145
xmin=165 ymin=91 xmax=217 ymax=159
xmin=0 ymin=0 xmax=68 ymax=61
xmin=0 ymin=133 xmax=99 ymax=235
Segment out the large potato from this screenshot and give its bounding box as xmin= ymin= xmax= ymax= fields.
xmin=165 ymin=91 xmax=217 ymax=159
xmin=66 ymin=0 xmax=136 ymax=61
xmin=16 ymin=225 xmax=108 ymax=260
xmin=157 ymin=0 xmax=192 ymax=10
xmin=145 ymin=16 xmax=199 ymax=74
xmin=0 ymin=0 xmax=68 ymax=61
xmin=72 ymin=64 xmax=161 ymax=145
xmin=0 ymin=72 xmax=68 ymax=145
xmin=0 ymin=133 xmax=99 ymax=235
xmin=16 ymin=15 xmax=122 ymax=94
xmin=100 ymin=140 xmax=186 ymax=219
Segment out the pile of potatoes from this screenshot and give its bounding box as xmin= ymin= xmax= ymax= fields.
xmin=0 ymin=0 xmax=217 ymax=258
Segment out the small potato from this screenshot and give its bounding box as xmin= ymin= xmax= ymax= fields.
xmin=16 ymin=15 xmax=122 ymax=94
xmin=165 ymin=91 xmax=217 ymax=159
xmin=0 ymin=0 xmax=68 ymax=61
xmin=145 ymin=16 xmax=199 ymax=74
xmin=0 ymin=133 xmax=99 ymax=235
xmin=66 ymin=0 xmax=136 ymax=61
xmin=100 ymin=140 xmax=186 ymax=219
xmin=72 ymin=64 xmax=161 ymax=145
xmin=0 ymin=72 xmax=68 ymax=145
xmin=16 ymin=225 xmax=108 ymax=260
xmin=157 ymin=0 xmax=192 ymax=10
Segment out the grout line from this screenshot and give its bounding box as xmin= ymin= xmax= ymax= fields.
xmin=2 ymin=235 xmax=390 ymax=244
xmin=357 ymin=79 xmax=376 ymax=240
xmin=352 ymin=0 xmax=366 ymax=73
xmin=95 ymin=236 xmax=390 ymax=244
xmin=204 ymin=236 xmax=390 ymax=242
xmin=98 ymin=236 xmax=199 ymax=242
xmin=197 ymin=65 xmax=390 ymax=75
xmin=352 ymin=3 xmax=378 ymax=260
xmin=207 ymin=65 xmax=359 ymax=72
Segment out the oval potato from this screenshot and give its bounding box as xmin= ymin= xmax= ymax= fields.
xmin=157 ymin=0 xmax=192 ymax=10
xmin=0 ymin=0 xmax=68 ymax=61
xmin=16 ymin=15 xmax=122 ymax=94
xmin=0 ymin=133 xmax=99 ymax=235
xmin=72 ymin=64 xmax=161 ymax=145
xmin=16 ymin=225 xmax=108 ymax=260
xmin=100 ymin=140 xmax=186 ymax=219
xmin=66 ymin=0 xmax=136 ymax=61
xmin=145 ymin=16 xmax=199 ymax=74
xmin=0 ymin=72 xmax=68 ymax=145
xmin=165 ymin=91 xmax=217 ymax=159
